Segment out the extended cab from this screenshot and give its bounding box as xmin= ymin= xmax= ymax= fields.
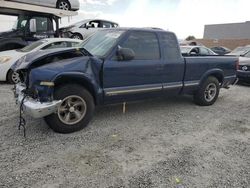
xmin=14 ymin=28 xmax=239 ymax=133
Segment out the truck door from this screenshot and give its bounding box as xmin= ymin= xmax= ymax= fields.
xmin=160 ymin=32 xmax=185 ymax=95
xmin=26 ymin=17 xmax=54 ymax=41
xmin=103 ymin=31 xmax=163 ymax=103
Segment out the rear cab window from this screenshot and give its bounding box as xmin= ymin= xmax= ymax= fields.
xmin=159 ymin=32 xmax=182 ymax=60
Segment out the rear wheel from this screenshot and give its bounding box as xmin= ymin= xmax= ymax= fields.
xmin=7 ymin=69 xmax=20 ymax=84
xmin=71 ymin=33 xmax=83 ymax=40
xmin=45 ymin=84 xmax=95 ymax=133
xmin=194 ymin=76 xmax=220 ymax=106
xmin=57 ymin=0 xmax=71 ymax=10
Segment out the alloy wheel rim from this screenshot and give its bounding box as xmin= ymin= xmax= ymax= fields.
xmin=12 ymin=72 xmax=20 ymax=84
xmin=59 ymin=2 xmax=69 ymax=10
xmin=58 ymin=95 xmax=87 ymax=125
xmin=204 ymin=83 xmax=217 ymax=102
xmin=73 ymin=35 xmax=81 ymax=39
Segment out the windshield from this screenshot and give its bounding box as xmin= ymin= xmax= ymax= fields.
xmin=12 ymin=15 xmax=29 ymax=31
xmin=18 ymin=40 xmax=47 ymax=52
xmin=180 ymin=46 xmax=192 ymax=54
xmin=80 ymin=30 xmax=124 ymax=57
xmin=229 ymin=46 xmax=250 ymax=56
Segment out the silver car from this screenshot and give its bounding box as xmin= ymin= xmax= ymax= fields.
xmin=59 ymin=19 xmax=119 ymax=40
xmin=180 ymin=46 xmax=217 ymax=56
xmin=9 ymin=0 xmax=80 ymax=11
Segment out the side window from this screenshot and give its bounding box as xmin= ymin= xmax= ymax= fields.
xmin=70 ymin=42 xmax=80 ymax=47
xmin=160 ymin=33 xmax=181 ymax=60
xmin=112 ymin=23 xmax=119 ymax=28
xmin=87 ymin=21 xmax=100 ymax=28
xmin=80 ymin=24 xmax=86 ymax=28
xmin=190 ymin=47 xmax=199 ymax=54
xmin=101 ymin=21 xmax=112 ymax=28
xmin=42 ymin=42 xmax=68 ymax=50
xmin=121 ymin=31 xmax=160 ymax=60
xmin=33 ymin=17 xmax=48 ymax=32
xmin=199 ymin=47 xmax=210 ymax=55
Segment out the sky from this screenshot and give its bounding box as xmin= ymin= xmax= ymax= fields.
xmin=0 ymin=0 xmax=250 ymax=39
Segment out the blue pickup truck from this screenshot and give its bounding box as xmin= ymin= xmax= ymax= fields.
xmin=14 ymin=28 xmax=238 ymax=133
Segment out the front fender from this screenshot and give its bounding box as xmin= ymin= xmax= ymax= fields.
xmin=52 ymin=72 xmax=103 ymax=105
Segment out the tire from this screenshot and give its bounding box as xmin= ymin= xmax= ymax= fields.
xmin=56 ymin=0 xmax=71 ymax=10
xmin=7 ymin=69 xmax=20 ymax=84
xmin=71 ymin=33 xmax=83 ymax=40
xmin=194 ymin=76 xmax=220 ymax=106
xmin=45 ymin=84 xmax=95 ymax=133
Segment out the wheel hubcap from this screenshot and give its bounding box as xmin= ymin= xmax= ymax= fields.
xmin=12 ymin=72 xmax=20 ymax=84
xmin=73 ymin=35 xmax=81 ymax=39
xmin=204 ymin=83 xmax=217 ymax=102
xmin=59 ymin=2 xmax=69 ymax=10
xmin=58 ymin=95 xmax=87 ymax=125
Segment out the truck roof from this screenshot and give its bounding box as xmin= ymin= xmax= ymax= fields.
xmin=102 ymin=27 xmax=174 ymax=34
xmin=0 ymin=0 xmax=77 ymax=17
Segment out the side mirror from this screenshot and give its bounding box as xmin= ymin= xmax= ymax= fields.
xmin=29 ymin=19 xmax=37 ymax=33
xmin=117 ymin=47 xmax=135 ymax=61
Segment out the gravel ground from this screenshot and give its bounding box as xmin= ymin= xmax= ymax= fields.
xmin=0 ymin=83 xmax=249 ymax=188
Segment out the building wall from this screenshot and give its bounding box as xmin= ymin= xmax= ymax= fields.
xmin=191 ymin=39 xmax=250 ymax=50
xmin=204 ymin=22 xmax=250 ymax=40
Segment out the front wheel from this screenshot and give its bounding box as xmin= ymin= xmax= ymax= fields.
xmin=194 ymin=76 xmax=220 ymax=106
xmin=45 ymin=84 xmax=95 ymax=133
xmin=57 ymin=0 xmax=71 ymax=10
xmin=7 ymin=70 xmax=20 ymax=84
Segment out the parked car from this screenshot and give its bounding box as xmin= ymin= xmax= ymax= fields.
xmin=8 ymin=0 xmax=80 ymax=11
xmin=210 ymin=46 xmax=231 ymax=55
xmin=180 ymin=46 xmax=217 ymax=56
xmin=237 ymin=51 xmax=250 ymax=83
xmin=0 ymin=38 xmax=81 ymax=84
xmin=59 ymin=19 xmax=119 ymax=40
xmin=227 ymin=46 xmax=250 ymax=56
xmin=14 ymin=28 xmax=238 ymax=133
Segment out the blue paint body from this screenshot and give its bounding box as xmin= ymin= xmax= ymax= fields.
xmin=14 ymin=28 xmax=238 ymax=104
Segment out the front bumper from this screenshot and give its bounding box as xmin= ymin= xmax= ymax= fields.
xmin=237 ymin=70 xmax=250 ymax=81
xmin=15 ymin=84 xmax=62 ymax=118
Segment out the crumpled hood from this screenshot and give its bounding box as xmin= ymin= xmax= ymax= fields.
xmin=13 ymin=48 xmax=80 ymax=71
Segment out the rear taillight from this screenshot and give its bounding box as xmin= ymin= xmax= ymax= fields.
xmin=236 ymin=60 xmax=239 ymax=70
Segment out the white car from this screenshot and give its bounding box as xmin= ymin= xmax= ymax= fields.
xmin=60 ymin=19 xmax=119 ymax=40
xmin=8 ymin=0 xmax=80 ymax=11
xmin=180 ymin=46 xmax=217 ymax=56
xmin=0 ymin=38 xmax=82 ymax=84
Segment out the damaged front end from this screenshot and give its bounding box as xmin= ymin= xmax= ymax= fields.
xmin=13 ymin=48 xmax=90 ymax=119
xmin=14 ymin=82 xmax=62 ymax=119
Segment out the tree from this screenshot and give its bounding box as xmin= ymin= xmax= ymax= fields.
xmin=186 ymin=36 xmax=196 ymax=41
